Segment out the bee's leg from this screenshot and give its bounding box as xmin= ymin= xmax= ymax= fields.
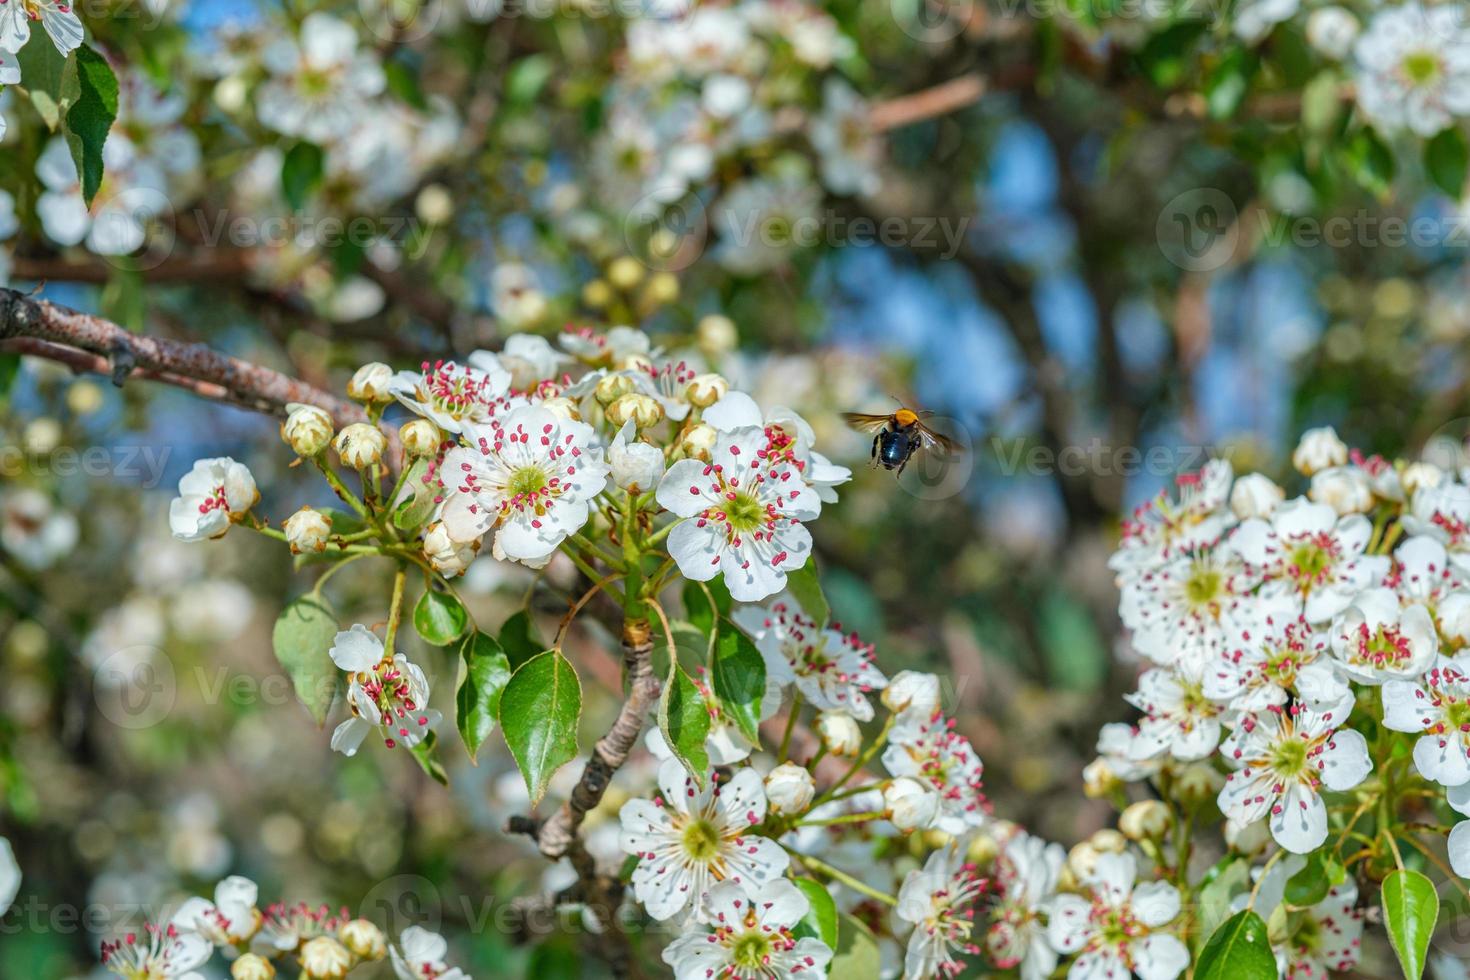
xmin=870 ymin=434 xmax=880 ymax=466
xmin=897 ymin=453 xmax=909 ymax=477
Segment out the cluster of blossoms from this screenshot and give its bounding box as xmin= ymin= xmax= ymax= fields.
xmin=99 ymin=874 xmax=467 ymax=979
xmin=590 ymin=0 xmax=882 ymax=273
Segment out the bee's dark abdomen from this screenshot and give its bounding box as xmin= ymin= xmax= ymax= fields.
xmin=878 ymin=432 xmax=909 ymax=469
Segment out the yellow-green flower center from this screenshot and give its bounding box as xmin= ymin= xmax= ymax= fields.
xmin=1404 ymin=51 xmax=1441 ymax=86
xmin=731 ymin=932 xmax=774 ymax=970
xmin=1271 ymin=736 xmax=1309 ymax=777
xmin=681 ymin=818 xmax=722 ymax=862
xmin=509 ymin=465 xmax=548 ymax=499
xmin=725 ymin=491 xmax=766 ymax=534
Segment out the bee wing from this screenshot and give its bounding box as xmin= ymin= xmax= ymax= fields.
xmin=842 ymin=412 xmax=893 ymax=434
xmin=915 ymin=421 xmax=962 ymax=454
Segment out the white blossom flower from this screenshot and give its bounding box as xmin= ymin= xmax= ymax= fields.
xmin=1124 ymin=660 xmax=1226 ymax=762
xmin=985 ymin=831 xmax=1064 ymax=980
xmin=391 ymin=926 xmax=469 ymax=980
xmin=390 ymin=357 xmax=515 ymax=434
xmin=169 ymin=457 xmax=258 ymax=541
xmin=497 ymin=332 xmax=567 ymax=391
xmin=618 ymin=758 xmax=789 ymax=921
xmin=1205 ymin=614 xmax=1350 ymax=714
xmin=1382 ymin=657 xmax=1470 ymax=787
xmin=883 ymin=708 xmax=987 ymax=834
xmin=0 ymin=838 xmax=19 ymax=919
xmin=702 ymin=391 xmax=851 ymax=503
xmin=1330 ymin=587 xmax=1438 ymax=684
xmin=1230 ymin=497 xmax=1388 ymax=623
xmin=439 ymin=405 xmax=608 ymax=565
xmin=101 ymin=923 xmax=211 ymax=979
xmin=1235 ymin=0 xmax=1297 ymax=44
xmin=1402 ymin=482 xmax=1470 ymax=574
xmin=1218 ymin=704 xmax=1371 ymax=853
xmin=716 ymin=176 xmax=823 ymax=274
xmin=1093 ymin=721 xmax=1164 ymax=783
xmin=1353 ymin=3 xmax=1470 ymax=137
xmin=733 ymin=598 xmax=887 ymax=718
xmin=173 ymin=875 xmax=260 ymax=947
xmin=1046 ymin=851 xmax=1187 ymax=980
xmin=811 ymin=78 xmax=880 ymax=196
xmin=609 ymin=420 xmax=665 ymax=493
xmin=330 ymin=645 xmax=441 ymax=756
xmin=662 ymin=878 xmax=831 ymax=980
xmin=1275 ymin=880 xmax=1364 ymax=977
xmin=1392 ymin=534 xmax=1467 ymax=611
xmin=1119 ymin=541 xmax=1263 ymax=668
xmin=490 ymin=266 xmax=548 ymax=331
xmin=1 ymin=487 xmax=78 ymax=569
xmin=896 ymin=837 xmax=988 ymax=980
xmin=35 ymin=135 xmax=167 ymax=255
xmin=657 ymin=427 xmax=820 ymax=602
xmin=634 ymin=358 xmax=698 ymax=422
xmin=0 ymin=0 xmax=83 ymax=58
xmin=256 ymin=13 xmax=385 ymax=142
xmin=1110 ymin=461 xmax=1235 ymax=582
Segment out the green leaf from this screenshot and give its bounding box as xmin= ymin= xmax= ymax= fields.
xmin=413 ymin=589 xmax=468 ymax=646
xmin=271 ymin=596 xmax=340 ymax=727
xmin=683 ymin=578 xmax=730 ymax=636
xmin=711 ymin=623 xmax=766 ymax=742
xmin=829 ymin=913 xmax=878 ymax=974
xmin=1196 ymin=857 xmax=1251 ymax=945
xmin=786 ymin=558 xmax=830 ymax=627
xmin=64 ymin=46 xmax=119 ymax=208
xmin=456 ymin=632 xmax=511 ymax=763
xmin=1383 ymin=869 xmax=1439 ymax=980
xmin=1426 ymin=128 xmax=1469 ymax=198
xmin=499 ymin=610 xmax=545 ymax=669
xmin=792 ymin=878 xmax=838 ymax=949
xmin=1345 ymin=127 xmax=1396 ymax=197
xmin=409 ymin=730 xmax=448 ymax=785
xmin=1137 ymin=21 xmax=1208 ymax=88
xmin=1205 ymin=48 xmax=1256 ymax=121
xmin=1195 ymin=910 xmax=1276 ymax=980
xmin=16 ymin=40 xmax=75 ymax=130
xmin=1284 ymin=851 xmax=1343 ymax=907
xmin=499 ymin=650 xmax=582 ymax=806
xmin=658 ymin=660 xmax=710 ymax=785
xmin=507 ymin=55 xmax=554 ymax=104
xmin=392 ymin=458 xmax=436 ymax=531
xmin=281 ymin=141 xmax=325 ymax=211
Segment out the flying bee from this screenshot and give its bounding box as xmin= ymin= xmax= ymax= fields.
xmin=843 ymin=406 xmax=961 ymax=476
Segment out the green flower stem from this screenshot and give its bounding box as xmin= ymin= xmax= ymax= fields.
xmin=621 ymin=493 xmax=646 ymax=619
xmin=571 ymin=530 xmax=626 ymax=571
xmin=793 ymin=851 xmax=896 ymax=907
xmin=314 ymin=458 xmax=371 ymax=521
xmin=797 ymin=811 xmax=882 ymax=828
xmin=643 ymin=519 xmax=676 ymax=549
xmin=778 ymin=693 xmax=803 ymax=763
xmin=310 ymin=552 xmax=369 ymax=597
xmin=384 ymin=565 xmax=407 ymax=653
xmin=247 ymin=521 xmax=288 ymax=542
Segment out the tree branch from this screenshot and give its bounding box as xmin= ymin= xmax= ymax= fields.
xmin=0 ymin=286 xmax=374 ymax=429
xmin=869 ymin=72 xmax=988 ymax=132
xmin=533 ymin=616 xmax=661 ymax=860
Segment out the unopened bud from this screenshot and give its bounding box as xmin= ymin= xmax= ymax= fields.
xmin=815 ymin=711 xmax=861 ymax=757
xmin=400 ymin=419 xmax=443 ymax=458
xmin=282 ymin=403 xmax=334 ymax=457
xmin=284 ymin=507 xmax=332 ymax=555
xmin=1088 ymin=829 xmax=1127 ymax=855
xmin=678 ymin=423 xmax=718 ymax=461
xmin=594 ymin=373 xmax=636 ymax=406
xmin=1082 ymin=758 xmax=1121 ymax=799
xmin=882 ymin=671 xmax=941 ymax=717
xmin=347 ymin=362 xmax=394 ymax=403
xmin=1067 ymin=841 xmax=1101 ymax=880
xmin=883 ymin=777 xmax=938 ymax=833
xmin=686 ymin=373 xmax=729 ymax=408
xmin=697 ymin=315 xmax=738 ymax=358
xmin=1171 ymin=761 xmax=1224 ymax=806
xmin=764 ymin=763 xmax=815 ymax=815
xmin=642 ymin=272 xmax=680 ymax=307
xmin=299 ymin=936 xmax=352 ymax=980
xmin=232 ymin=954 xmax=276 ymax=980
xmin=424 ymin=521 xmax=477 ymax=579
xmin=540 ymin=396 xmax=580 ymax=421
xmin=334 ymin=424 xmax=386 ymax=469
xmin=582 ymin=279 xmax=614 ymax=309
xmin=1119 ymin=800 xmax=1172 ymax=841
xmin=606 ymin=392 xmax=663 ymax=429
xmin=607 ymin=256 xmax=645 ymax=291
xmin=339 ymin=919 xmax=387 ymax=961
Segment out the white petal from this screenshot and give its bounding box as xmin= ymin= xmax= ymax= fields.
xmin=1449 ymin=821 xmax=1470 ymax=878
xmin=1131 ymin=881 xmax=1181 ymax=927
xmin=329 ymin=624 xmax=383 ymax=671
xmin=1320 ymin=727 xmax=1373 ymax=791
xmin=1270 ymin=783 xmax=1328 ymax=853
xmin=1133 ymin=933 xmax=1190 ymax=980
